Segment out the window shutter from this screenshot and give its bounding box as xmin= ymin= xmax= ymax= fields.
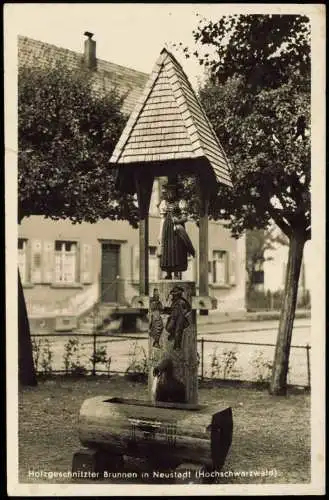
xmin=80 ymin=244 xmax=92 ymax=284
xmin=212 ymin=260 xmax=216 ymax=284
xmin=229 ymin=251 xmax=236 ymax=285
xmin=132 ymin=245 xmax=139 ymax=282
xmin=43 ymin=241 xmax=54 ymax=283
xmin=31 ymin=239 xmax=42 ymax=283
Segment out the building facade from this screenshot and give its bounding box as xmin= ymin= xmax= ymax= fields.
xmin=263 ymin=237 xmax=311 ymax=304
xmin=18 ymin=34 xmax=246 ymax=318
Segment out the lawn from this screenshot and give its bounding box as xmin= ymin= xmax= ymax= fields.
xmin=18 ymin=376 xmax=310 ymax=485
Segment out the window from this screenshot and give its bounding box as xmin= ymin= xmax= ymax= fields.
xmin=211 ymin=250 xmax=228 ymax=285
xmin=54 ymin=241 xmax=78 ymax=284
xmin=18 ymin=238 xmax=28 ymax=284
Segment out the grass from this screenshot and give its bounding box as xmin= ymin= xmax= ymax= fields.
xmin=19 ymin=376 xmax=310 ymax=485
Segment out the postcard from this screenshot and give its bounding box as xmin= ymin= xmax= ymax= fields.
xmin=5 ymin=3 xmax=325 ymax=496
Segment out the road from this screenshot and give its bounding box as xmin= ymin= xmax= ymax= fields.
xmin=31 ymin=318 xmax=311 ymax=387
xmin=197 ymin=317 xmax=310 ymax=345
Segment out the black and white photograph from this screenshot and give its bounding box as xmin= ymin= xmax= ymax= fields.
xmin=5 ymin=3 xmax=325 ymax=496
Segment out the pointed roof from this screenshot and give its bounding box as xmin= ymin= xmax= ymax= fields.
xmin=110 ymin=48 xmax=232 ymax=190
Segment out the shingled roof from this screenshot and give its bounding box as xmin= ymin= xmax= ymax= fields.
xmin=110 ymin=48 xmax=232 ymax=189
xmin=18 ymin=36 xmax=148 ymax=115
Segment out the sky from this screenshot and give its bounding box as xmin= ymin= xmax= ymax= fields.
xmin=6 ymin=3 xmax=225 ymax=88
xmin=4 ymin=3 xmax=320 ymax=90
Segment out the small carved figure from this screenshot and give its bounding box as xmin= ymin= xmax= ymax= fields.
xmin=166 ymin=285 xmax=191 ymax=350
xmin=149 ymin=288 xmax=164 ymax=348
xmin=158 ymin=183 xmax=195 ymax=280
xmin=152 ymin=358 xmax=186 ymax=403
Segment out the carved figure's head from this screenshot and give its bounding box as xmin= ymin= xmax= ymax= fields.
xmin=170 ymin=286 xmax=184 ymax=299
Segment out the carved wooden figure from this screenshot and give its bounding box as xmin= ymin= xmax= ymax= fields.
xmin=158 ymin=181 xmax=195 ymax=280
xmin=149 ymin=288 xmax=164 ymax=348
xmin=148 ymin=280 xmax=198 ymax=405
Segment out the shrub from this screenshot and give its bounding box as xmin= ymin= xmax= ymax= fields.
xmin=32 ymin=338 xmax=53 ymax=375
xmin=125 ymin=341 xmax=148 ymax=381
xmin=89 ymin=345 xmax=112 ymax=376
xmin=63 ymin=338 xmax=87 ymax=375
xmin=252 ymin=350 xmax=273 ymax=384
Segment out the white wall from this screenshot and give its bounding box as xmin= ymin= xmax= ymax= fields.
xmin=264 ymin=237 xmax=312 ymax=293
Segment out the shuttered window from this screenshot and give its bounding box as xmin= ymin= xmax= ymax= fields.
xmin=54 ymin=241 xmax=78 ymax=284
xmin=80 ymin=243 xmax=92 ymax=284
xmin=43 ymin=241 xmax=54 ymax=283
xmin=31 ymin=239 xmax=42 ymax=283
xmin=18 ymin=238 xmax=93 ymax=286
xmin=212 ymin=250 xmax=228 ymax=285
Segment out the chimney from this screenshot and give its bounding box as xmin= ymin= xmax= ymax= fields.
xmin=84 ymin=32 xmax=96 ymax=70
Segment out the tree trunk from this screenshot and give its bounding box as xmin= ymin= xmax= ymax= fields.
xmin=269 ymin=232 xmax=305 ymax=395
xmin=18 ymin=270 xmax=37 ymax=386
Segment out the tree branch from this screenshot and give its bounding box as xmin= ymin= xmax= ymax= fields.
xmin=267 ymin=206 xmax=291 ymax=238
xmin=305 ymin=227 xmax=311 ymax=241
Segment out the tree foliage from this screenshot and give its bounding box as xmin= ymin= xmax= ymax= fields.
xmin=18 ymin=62 xmax=139 ymax=226
xmin=174 ymin=14 xmax=310 ymax=242
xmin=18 ymin=60 xmax=141 ymax=386
xmin=175 ymin=14 xmax=311 ymax=395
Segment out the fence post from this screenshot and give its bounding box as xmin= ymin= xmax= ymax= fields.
xmin=201 ymin=337 xmax=204 ymax=381
xmin=92 ymin=333 xmax=97 ymax=376
xmin=306 ymin=343 xmax=311 ymax=390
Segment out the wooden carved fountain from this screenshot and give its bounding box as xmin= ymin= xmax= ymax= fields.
xmin=72 ymin=48 xmax=234 ymax=483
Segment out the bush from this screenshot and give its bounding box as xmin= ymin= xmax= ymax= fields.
xmin=32 ymin=338 xmax=53 ymax=376
xmin=125 ymin=341 xmax=148 ymax=381
xmin=251 ymin=350 xmax=273 ymax=384
xmin=206 ymin=346 xmax=240 ymax=380
xmin=89 ymin=345 xmax=112 ymax=376
xmin=63 ymin=338 xmax=86 ymax=375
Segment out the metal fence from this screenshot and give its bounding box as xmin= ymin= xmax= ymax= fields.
xmin=30 ymin=332 xmax=311 ymax=389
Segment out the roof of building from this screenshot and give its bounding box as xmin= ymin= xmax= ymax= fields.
xmin=110 ymin=48 xmax=232 ymax=189
xmin=18 ymin=35 xmax=149 ymax=115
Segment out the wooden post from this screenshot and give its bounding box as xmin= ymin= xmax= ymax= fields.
xmin=199 ymin=188 xmax=210 ymax=315
xmin=139 ymin=219 xmax=149 ymax=296
xmin=201 ymin=337 xmax=204 ymax=381
xmin=306 ymin=343 xmax=311 ymax=390
xmin=135 ymin=173 xmax=154 ymax=296
xmin=148 ymin=280 xmax=198 ymax=405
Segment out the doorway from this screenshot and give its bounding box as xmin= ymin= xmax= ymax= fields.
xmin=100 ymin=243 xmax=120 ymax=302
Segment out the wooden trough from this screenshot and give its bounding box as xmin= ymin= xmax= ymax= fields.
xmin=72 ymin=395 xmax=233 ymax=481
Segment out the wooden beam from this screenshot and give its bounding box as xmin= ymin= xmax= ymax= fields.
xmin=135 ymin=172 xmax=154 ymax=295
xmin=199 ymin=188 xmax=210 ymax=298
xmin=139 ymin=218 xmax=149 ymax=295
